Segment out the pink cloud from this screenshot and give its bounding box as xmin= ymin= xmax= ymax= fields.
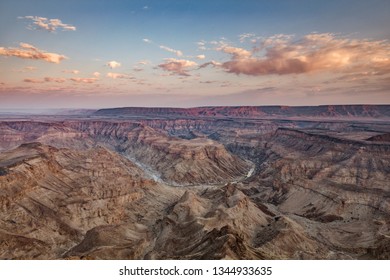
xmin=19 ymin=16 xmax=76 ymax=32
xmin=23 ymin=77 xmax=66 ymax=83
xmin=44 ymin=77 xmax=66 ymax=83
xmin=63 ymin=69 xmax=80 ymax=74
xmin=106 ymin=72 xmax=133 ymax=79
xmin=158 ymin=58 xmax=197 ymax=76
xmin=24 ymin=66 xmax=37 ymax=71
xmin=217 ymin=45 xmax=252 ymax=59
xmin=216 ymin=33 xmax=390 ymax=76
xmin=0 ymin=43 xmax=67 ymax=63
xmin=23 ymin=78 xmax=44 ymax=83
xmin=14 ymin=66 xmax=38 ymax=73
xmin=199 ymin=60 xmax=222 ymax=69
xmin=70 ymin=77 xmax=97 ymax=83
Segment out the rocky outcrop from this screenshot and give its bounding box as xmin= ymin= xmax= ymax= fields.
xmin=0 ymin=121 xmax=92 ymax=151
xmin=367 ymin=133 xmax=390 ymax=142
xmin=119 ymin=126 xmax=252 ymax=185
xmin=0 ymin=143 xmax=164 ymax=259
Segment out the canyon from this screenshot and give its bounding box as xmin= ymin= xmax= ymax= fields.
xmin=0 ymin=105 xmax=389 ymax=259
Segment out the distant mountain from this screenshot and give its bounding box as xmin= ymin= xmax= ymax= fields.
xmin=94 ymin=105 xmax=390 ymax=119
xmin=0 ymin=108 xmax=96 ymax=115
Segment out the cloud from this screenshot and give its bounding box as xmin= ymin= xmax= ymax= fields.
xmin=93 ymin=72 xmax=101 ymax=77
xmin=217 ymin=45 xmax=252 ymax=59
xmin=23 ymin=78 xmax=44 ymax=83
xmin=14 ymin=66 xmax=37 ymax=72
xmin=137 ymin=60 xmax=150 ymax=65
xmin=143 ymin=39 xmax=183 ymax=57
xmin=107 ymin=72 xmax=133 ymax=79
xmin=44 ymin=77 xmax=66 ymax=83
xmin=23 ymin=77 xmax=66 ymax=83
xmin=24 ymin=66 xmax=37 ymax=71
xmin=160 ymin=45 xmax=183 ymax=57
xmin=196 ymin=54 xmax=206 ymax=60
xmin=106 ymin=60 xmax=121 ymax=69
xmin=158 ymin=58 xmax=197 ymax=76
xmin=199 ymin=60 xmax=222 ymax=69
xmin=70 ymin=77 xmax=97 ymax=83
xmin=239 ymin=33 xmax=256 ymax=43
xmin=19 ymin=16 xmax=76 ymax=32
xmin=258 ymin=34 xmax=294 ymax=51
xmin=133 ymin=60 xmax=150 ymax=71
xmin=217 ymin=33 xmax=390 ymax=76
xmin=63 ymin=69 xmax=80 ymax=74
xmin=0 ymin=43 xmax=67 ymax=63
xmin=197 ymin=41 xmax=207 ymax=51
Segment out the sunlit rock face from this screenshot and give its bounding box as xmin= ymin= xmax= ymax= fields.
xmin=0 ymin=105 xmax=389 ymax=259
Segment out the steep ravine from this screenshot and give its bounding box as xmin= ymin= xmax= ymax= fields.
xmin=0 ymin=116 xmax=389 ymax=259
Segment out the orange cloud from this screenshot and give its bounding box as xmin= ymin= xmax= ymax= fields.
xmin=0 ymin=43 xmax=67 ymax=63
xmin=20 ymin=16 xmax=76 ymax=32
xmin=158 ymin=58 xmax=197 ymax=76
xmin=216 ymin=33 xmax=390 ymax=76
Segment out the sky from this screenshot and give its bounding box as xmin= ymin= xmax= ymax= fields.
xmin=0 ymin=0 xmax=389 ymax=109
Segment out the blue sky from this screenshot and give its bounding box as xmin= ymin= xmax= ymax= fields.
xmin=0 ymin=0 xmax=389 ymax=108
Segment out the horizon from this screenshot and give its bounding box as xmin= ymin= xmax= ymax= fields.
xmin=1 ymin=0 xmax=390 ymax=108
xmin=1 ymin=103 xmax=389 ymax=116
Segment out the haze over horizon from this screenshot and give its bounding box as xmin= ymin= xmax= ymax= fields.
xmin=1 ymin=0 xmax=390 ymax=109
